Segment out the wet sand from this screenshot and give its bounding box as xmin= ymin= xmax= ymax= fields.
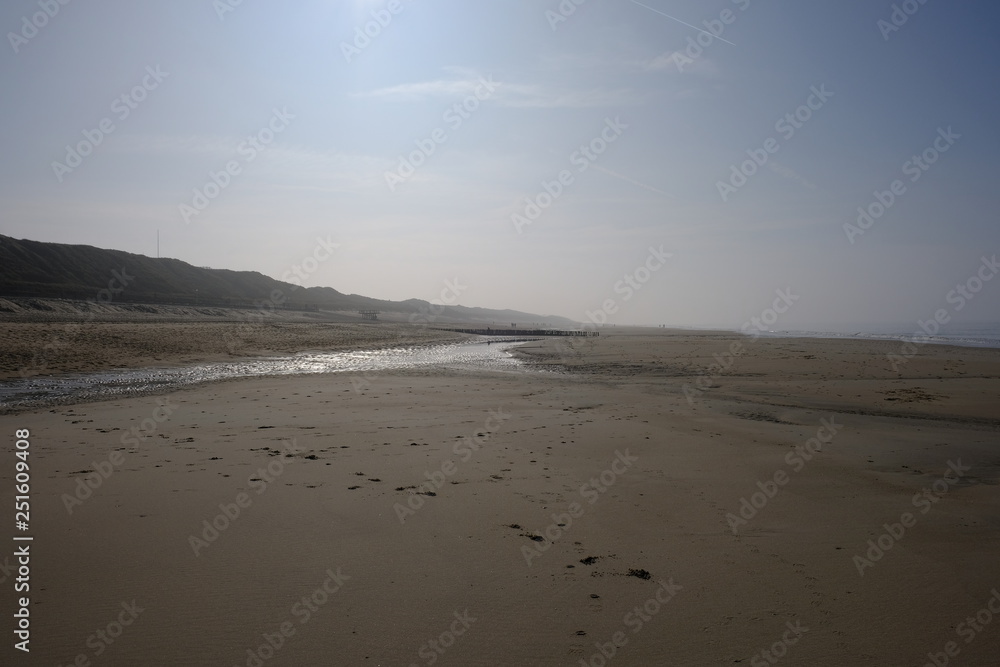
xmin=0 ymin=330 xmax=998 ymax=665
xmin=0 ymin=320 xmax=466 ymax=382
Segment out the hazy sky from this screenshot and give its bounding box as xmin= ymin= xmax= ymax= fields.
xmin=2 ymin=0 xmax=998 ymax=330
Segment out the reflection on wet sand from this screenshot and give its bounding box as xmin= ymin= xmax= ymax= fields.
xmin=0 ymin=338 xmax=544 ymax=411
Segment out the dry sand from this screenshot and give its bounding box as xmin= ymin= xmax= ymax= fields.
xmin=0 ymin=329 xmax=998 ymax=665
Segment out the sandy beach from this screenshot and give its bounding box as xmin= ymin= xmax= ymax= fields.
xmin=0 ymin=319 xmax=466 ymax=382
xmin=6 ymin=1 xmax=999 ymax=664
xmin=1 ymin=328 xmax=998 ymax=665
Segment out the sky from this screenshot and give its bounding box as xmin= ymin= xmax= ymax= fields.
xmin=2 ymin=0 xmax=999 ymax=331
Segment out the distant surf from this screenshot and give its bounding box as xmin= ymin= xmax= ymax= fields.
xmin=755 ymin=325 xmax=1000 ymax=350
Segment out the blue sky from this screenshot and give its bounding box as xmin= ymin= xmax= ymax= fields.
xmin=2 ymin=0 xmax=998 ymax=329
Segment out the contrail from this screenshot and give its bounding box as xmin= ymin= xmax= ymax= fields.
xmin=630 ymin=0 xmax=737 ymax=47
xmin=591 ymin=164 xmax=677 ymax=199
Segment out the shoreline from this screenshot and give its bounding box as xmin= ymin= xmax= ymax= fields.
xmin=1 ymin=331 xmax=997 ymax=664
xmin=5 ymin=318 xmax=999 ymax=382
xmin=0 ymin=336 xmax=538 ymax=415
xmin=758 ymin=329 xmax=1000 ymax=351
xmin=624 ymin=324 xmax=1000 ymax=351
xmin=0 ymin=320 xmax=471 ymax=383
xmin=4 ymin=325 xmax=1000 ymax=422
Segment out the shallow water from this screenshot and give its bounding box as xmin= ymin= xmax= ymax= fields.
xmin=0 ymin=338 xmax=541 ymax=411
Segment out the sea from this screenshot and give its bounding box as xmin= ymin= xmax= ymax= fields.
xmin=753 ymin=323 xmax=1000 ymax=349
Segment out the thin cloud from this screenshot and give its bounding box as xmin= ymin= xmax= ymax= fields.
xmin=350 ymin=78 xmax=489 ymax=101
xmin=768 ymin=161 xmax=818 ymax=191
xmin=630 ymin=0 xmax=737 ymax=47
xmin=109 ymin=134 xmax=388 ymax=192
xmin=590 ymin=164 xmax=677 ymax=199
xmin=352 ymin=75 xmax=641 ymax=109
xmin=644 ymin=53 xmax=720 ymax=77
